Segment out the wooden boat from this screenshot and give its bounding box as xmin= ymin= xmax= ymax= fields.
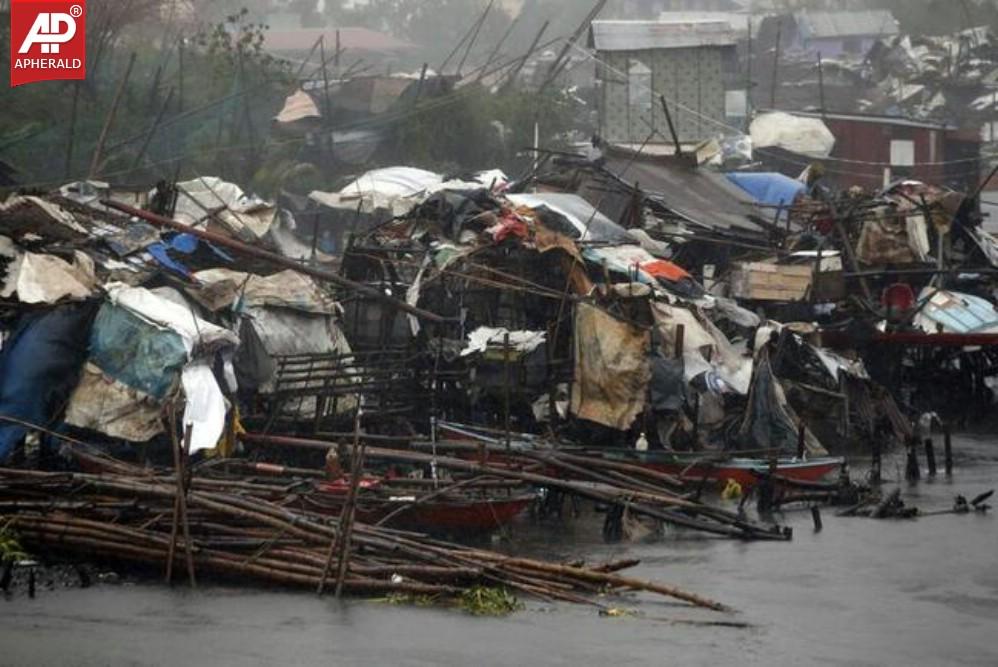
xmin=583 ymin=450 xmax=845 ymax=488
xmin=311 ymin=477 xmax=534 ymax=534
xmin=436 ymin=421 xmax=843 ymax=489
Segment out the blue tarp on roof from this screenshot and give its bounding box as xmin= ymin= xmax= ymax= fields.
xmin=725 ymin=172 xmax=806 ymax=209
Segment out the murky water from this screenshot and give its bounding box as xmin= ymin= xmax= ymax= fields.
xmin=2 ymin=435 xmax=996 ymax=666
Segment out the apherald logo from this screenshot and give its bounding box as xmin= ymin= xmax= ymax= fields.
xmin=10 ymin=0 xmax=86 ymax=87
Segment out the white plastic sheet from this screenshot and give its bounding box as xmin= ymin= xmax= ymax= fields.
xmin=750 ymin=112 xmax=835 ymax=157
xmin=181 ymin=362 xmax=228 ymax=454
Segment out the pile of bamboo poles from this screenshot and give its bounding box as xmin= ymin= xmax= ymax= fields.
xmin=241 ymin=432 xmax=791 ymax=541
xmin=0 ymin=460 xmax=729 ymax=612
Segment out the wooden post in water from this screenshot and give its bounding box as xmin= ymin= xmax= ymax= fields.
xmin=944 ymin=424 xmax=953 ymax=475
xmin=924 ymin=438 xmax=937 ymax=476
xmin=166 ymin=419 xmax=196 ymax=588
xmin=905 ymin=437 xmax=921 ymax=482
xmin=811 ymin=506 xmax=822 ymax=532
xmin=871 ymin=437 xmax=882 ymax=484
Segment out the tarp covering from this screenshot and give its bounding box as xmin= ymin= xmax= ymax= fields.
xmin=914 ymin=288 xmax=998 ymax=334
xmin=461 ymin=327 xmax=547 ymax=357
xmin=244 ymin=307 xmax=353 ymax=394
xmin=107 ymin=284 xmax=239 ymax=354
xmin=725 ymin=172 xmax=806 ymax=208
xmin=570 ymin=303 xmax=651 ymax=430
xmin=750 ymin=112 xmax=835 ymax=157
xmin=0 ymin=302 xmax=97 ymax=461
xmin=856 ymin=209 xmax=928 ymax=264
xmin=652 ymin=302 xmax=753 ymax=395
xmin=182 ymin=362 xmax=227 ymax=453
xmin=737 ymin=351 xmax=827 ymax=456
xmin=506 ymin=192 xmax=636 ymax=244
xmin=172 ymin=177 xmax=276 ymax=241
xmin=64 ymin=286 xmax=238 ymax=443
xmin=0 ymin=242 xmax=97 ymax=304
xmin=189 ymin=268 xmax=338 ymax=315
xmin=64 ymin=302 xmax=189 ymax=441
xmin=274 ymin=89 xmax=321 ymax=124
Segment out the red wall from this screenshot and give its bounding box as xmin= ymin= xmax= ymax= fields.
xmin=822 ymin=118 xmax=944 ymax=190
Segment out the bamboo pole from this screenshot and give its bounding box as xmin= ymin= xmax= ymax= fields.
xmin=89 ymin=51 xmax=137 ymax=179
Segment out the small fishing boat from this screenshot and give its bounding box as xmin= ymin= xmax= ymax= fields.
xmin=311 ymin=476 xmax=535 ymax=534
xmin=584 ymin=450 xmax=845 ymax=488
xmin=435 ymin=421 xmax=843 ymax=489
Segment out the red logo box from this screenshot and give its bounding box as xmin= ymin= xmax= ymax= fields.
xmin=10 ymin=0 xmax=86 ymax=87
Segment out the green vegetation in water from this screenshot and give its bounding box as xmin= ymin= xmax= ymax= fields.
xmin=384 ymin=592 xmax=441 ymax=608
xmin=0 ymin=518 xmax=30 ymax=564
xmin=377 ymin=586 xmax=523 ymax=616
xmin=458 ymin=586 xmax=523 ymax=617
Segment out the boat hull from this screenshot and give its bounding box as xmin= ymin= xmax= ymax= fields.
xmin=606 ymin=454 xmax=844 ymax=488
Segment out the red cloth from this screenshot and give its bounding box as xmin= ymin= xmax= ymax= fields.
xmin=492 ymin=216 xmax=530 ymax=243
xmin=641 ymin=259 xmax=691 ymax=282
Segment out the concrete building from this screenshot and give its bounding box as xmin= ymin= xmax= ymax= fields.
xmin=589 ymin=19 xmax=737 ymax=146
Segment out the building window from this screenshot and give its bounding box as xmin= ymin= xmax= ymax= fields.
xmin=890 ymin=139 xmax=915 ymax=180
xmin=890 ymin=139 xmax=915 ymax=167
xmin=627 ymin=58 xmax=652 ymax=113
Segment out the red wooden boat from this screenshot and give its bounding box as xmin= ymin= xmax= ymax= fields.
xmin=589 ymin=451 xmax=845 ymax=488
xmin=436 ymin=421 xmax=843 ymax=489
xmin=311 ymin=477 xmax=534 ymax=534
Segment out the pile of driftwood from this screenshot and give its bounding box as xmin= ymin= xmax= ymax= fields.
xmin=0 ymin=451 xmax=729 ymax=612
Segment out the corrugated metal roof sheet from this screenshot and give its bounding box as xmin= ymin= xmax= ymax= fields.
xmin=590 ymin=20 xmax=737 ymax=51
xmin=796 ymin=10 xmax=899 ymax=40
xmin=601 ymin=153 xmax=766 ymax=235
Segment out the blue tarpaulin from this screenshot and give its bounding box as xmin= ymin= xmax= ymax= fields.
xmin=147 ymin=233 xmax=234 ymax=278
xmin=88 ymin=302 xmax=188 ymax=399
xmin=0 ymin=302 xmax=97 ymax=461
xmin=725 ymin=172 xmax=806 ymax=209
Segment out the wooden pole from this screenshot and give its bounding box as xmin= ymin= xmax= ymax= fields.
xmin=166 ymin=416 xmax=196 ymax=588
xmin=334 ymin=408 xmax=365 ymax=598
xmin=770 ymin=20 xmax=782 ymax=109
xmin=177 ymin=39 xmax=184 ymax=113
xmin=504 ymin=332 xmax=512 ymax=452
xmin=456 ymin=0 xmax=494 ymax=77
xmin=319 ymin=35 xmax=332 ymax=124
xmin=502 ymin=21 xmax=549 ymax=92
xmin=179 ymin=424 xmax=196 ymax=588
xmin=541 ymin=0 xmax=609 ymax=90
xmin=64 ymin=82 xmax=81 ymax=180
xmin=477 ymin=16 xmax=519 ymax=83
xmin=131 ymin=87 xmax=175 ymax=173
xmin=924 ymin=438 xmax=937 ymax=476
xmin=413 ymin=63 xmax=429 ymax=104
xmin=817 ymin=51 xmax=826 ymax=118
xmin=659 ymin=95 xmax=683 ymax=156
xmin=335 ymin=29 xmax=341 ymax=72
xmin=744 ymin=15 xmax=752 ymax=130
xmin=944 ymin=424 xmax=953 ymax=475
xmin=89 ymin=51 xmax=137 ymax=178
